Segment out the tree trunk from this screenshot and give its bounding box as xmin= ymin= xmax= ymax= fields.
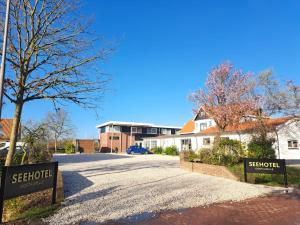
xmin=54 ymin=138 xmax=57 ymax=152
xmin=5 ymin=102 xmax=23 ymax=166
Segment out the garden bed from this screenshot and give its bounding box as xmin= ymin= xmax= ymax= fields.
xmin=228 ymin=163 xmax=300 ymax=188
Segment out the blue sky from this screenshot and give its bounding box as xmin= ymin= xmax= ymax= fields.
xmin=3 ymin=0 xmax=300 ymax=138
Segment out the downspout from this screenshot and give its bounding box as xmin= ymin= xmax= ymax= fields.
xmin=110 ymin=124 xmax=114 ymax=153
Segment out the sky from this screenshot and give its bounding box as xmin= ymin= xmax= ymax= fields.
xmin=3 ymin=0 xmax=300 ymax=138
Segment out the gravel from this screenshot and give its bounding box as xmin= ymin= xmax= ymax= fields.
xmin=46 ymin=154 xmax=282 ymax=225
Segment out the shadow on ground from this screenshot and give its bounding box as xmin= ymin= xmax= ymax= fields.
xmin=62 ymin=171 xmax=94 ymax=197
xmin=54 ymin=153 xmax=131 ymax=165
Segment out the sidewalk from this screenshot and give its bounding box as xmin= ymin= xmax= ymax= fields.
xmin=105 ymin=189 xmax=300 ymax=225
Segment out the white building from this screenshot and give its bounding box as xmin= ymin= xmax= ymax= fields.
xmin=142 ymin=107 xmax=300 ymax=162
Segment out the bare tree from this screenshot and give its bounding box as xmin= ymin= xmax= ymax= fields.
xmin=45 ymin=109 xmax=74 ymax=152
xmin=190 ymin=62 xmax=259 ymax=133
xmin=258 ymin=70 xmax=300 ymax=117
xmin=0 ymin=0 xmax=112 ymax=165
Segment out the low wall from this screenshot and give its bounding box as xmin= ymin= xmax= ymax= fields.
xmin=180 ymin=154 xmax=238 ymax=181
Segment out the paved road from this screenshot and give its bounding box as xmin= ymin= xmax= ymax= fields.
xmin=47 ymin=154 xmax=281 ymax=225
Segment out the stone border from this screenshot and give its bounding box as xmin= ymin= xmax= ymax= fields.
xmin=180 ymin=154 xmax=238 ymax=181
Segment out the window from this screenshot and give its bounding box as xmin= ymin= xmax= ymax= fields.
xmin=132 ymin=127 xmax=142 ymax=133
xmin=208 ymin=121 xmax=212 ymax=127
xmin=107 ymin=126 xmax=121 ymax=132
xmin=200 ymin=123 xmax=207 ymax=131
xmin=203 ymin=138 xmax=210 ymax=145
xmin=151 ymin=140 xmax=157 ymax=148
xmin=147 ymin=128 xmax=157 ymax=134
xmin=288 ymin=140 xmax=298 ymax=149
xmin=109 ymin=136 xmax=119 ymax=140
xmin=145 ymin=141 xmax=150 ymax=149
xmin=161 ymin=128 xmax=171 ymax=135
xmin=181 ymin=139 xmax=192 ymax=151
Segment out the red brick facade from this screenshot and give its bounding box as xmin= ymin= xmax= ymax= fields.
xmin=99 ymin=132 xmax=135 ymax=153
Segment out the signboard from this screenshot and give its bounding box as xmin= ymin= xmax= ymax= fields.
xmin=243 ymin=158 xmax=287 ymax=187
xmin=0 ymin=162 xmax=58 ymax=223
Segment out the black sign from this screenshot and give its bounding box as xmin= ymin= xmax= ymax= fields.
xmin=243 ymin=158 xmax=287 ymax=187
xmin=0 ymin=162 xmax=58 ymax=223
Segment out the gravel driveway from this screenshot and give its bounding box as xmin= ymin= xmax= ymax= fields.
xmin=47 ymin=154 xmax=280 ymax=225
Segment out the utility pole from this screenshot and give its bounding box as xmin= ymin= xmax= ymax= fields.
xmin=0 ymin=0 xmax=11 ymax=135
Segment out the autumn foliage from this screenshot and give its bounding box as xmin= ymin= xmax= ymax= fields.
xmin=190 ymin=62 xmax=259 ymax=132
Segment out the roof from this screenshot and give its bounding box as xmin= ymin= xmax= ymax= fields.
xmin=179 ymin=119 xmax=195 ymax=134
xmin=200 ymin=117 xmax=291 ymax=135
xmin=96 ymin=121 xmax=181 ymax=129
xmin=0 ymin=119 xmax=13 ymax=140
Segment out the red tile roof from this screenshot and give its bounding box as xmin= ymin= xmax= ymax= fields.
xmin=179 ymin=119 xmax=195 ymax=134
xmin=0 ymin=119 xmax=13 ymax=140
xmin=200 ymin=117 xmax=290 ymax=135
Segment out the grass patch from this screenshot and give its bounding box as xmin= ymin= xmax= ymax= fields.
xmin=228 ymin=163 xmax=300 ymax=187
xmin=17 ymin=204 xmax=60 ymax=220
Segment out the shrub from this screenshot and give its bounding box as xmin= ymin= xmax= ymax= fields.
xmin=198 ymin=148 xmax=215 ymax=164
xmin=196 ymin=139 xmax=245 ymax=166
xmin=151 ymin=147 xmax=163 ymax=154
xmin=164 ymin=145 xmax=178 ymax=155
xmin=28 ymin=143 xmax=52 ymax=164
xmin=213 ymin=139 xmax=245 ymax=165
xmin=247 ymin=136 xmax=276 ymax=159
xmin=64 ymin=142 xmax=75 ymax=154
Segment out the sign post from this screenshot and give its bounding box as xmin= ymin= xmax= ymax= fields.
xmin=0 ymin=162 xmax=58 ymax=223
xmin=243 ymin=158 xmax=287 ymax=187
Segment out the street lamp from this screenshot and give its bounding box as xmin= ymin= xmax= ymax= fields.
xmin=0 ymin=0 xmax=11 ymax=135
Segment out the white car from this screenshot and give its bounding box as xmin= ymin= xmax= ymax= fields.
xmin=0 ymin=141 xmax=27 ymax=157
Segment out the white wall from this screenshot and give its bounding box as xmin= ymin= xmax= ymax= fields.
xmin=276 ymin=120 xmax=300 ymax=160
xmin=142 ymin=121 xmax=300 ymax=160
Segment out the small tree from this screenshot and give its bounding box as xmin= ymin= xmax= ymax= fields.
xmin=21 ymin=120 xmax=51 ymax=163
xmin=45 ymin=109 xmax=74 ymax=152
xmin=190 ymin=62 xmax=258 ymax=134
xmin=1 ymin=0 xmax=112 ymax=166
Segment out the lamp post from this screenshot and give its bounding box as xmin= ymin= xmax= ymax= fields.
xmin=0 ymin=0 xmax=11 ymax=136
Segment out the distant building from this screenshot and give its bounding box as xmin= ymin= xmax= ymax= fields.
xmin=0 ymin=119 xmax=17 ymax=141
xmin=96 ymin=121 xmax=181 ymax=153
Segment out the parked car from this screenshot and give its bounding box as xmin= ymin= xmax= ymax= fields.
xmin=126 ymin=146 xmax=152 ymax=154
xmin=0 ymin=141 xmax=27 ymax=157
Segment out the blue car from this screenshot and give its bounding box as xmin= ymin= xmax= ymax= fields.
xmin=126 ymin=146 xmax=152 ymax=154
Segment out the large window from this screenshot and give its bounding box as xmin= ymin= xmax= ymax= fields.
xmin=161 ymin=128 xmax=171 ymax=135
xmin=132 ymin=127 xmax=142 ymax=133
xmin=147 ymin=128 xmax=157 ymax=134
xmin=288 ymin=140 xmax=298 ymax=149
xmin=107 ymin=126 xmax=121 ymax=133
xmin=181 ymin=139 xmax=192 ymax=151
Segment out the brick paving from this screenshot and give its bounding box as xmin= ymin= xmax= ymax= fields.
xmin=103 ymin=189 xmax=300 ymax=225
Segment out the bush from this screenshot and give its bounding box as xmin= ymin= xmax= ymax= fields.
xmin=164 ymin=145 xmax=178 ymax=155
xmin=247 ymin=136 xmax=276 ymax=159
xmin=64 ymin=142 xmax=75 ymax=154
xmin=151 ymin=147 xmax=163 ymax=154
xmin=28 ymin=143 xmax=52 ymax=164
xmin=196 ymin=139 xmax=245 ymax=166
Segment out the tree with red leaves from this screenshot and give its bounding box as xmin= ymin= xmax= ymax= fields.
xmin=190 ymin=62 xmax=259 ymax=133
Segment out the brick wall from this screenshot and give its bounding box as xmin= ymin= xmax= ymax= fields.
xmin=179 ymin=153 xmax=238 ymax=181
xmin=99 ymin=132 xmax=135 ymax=153
xmin=76 ymin=139 xmax=97 ymax=154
